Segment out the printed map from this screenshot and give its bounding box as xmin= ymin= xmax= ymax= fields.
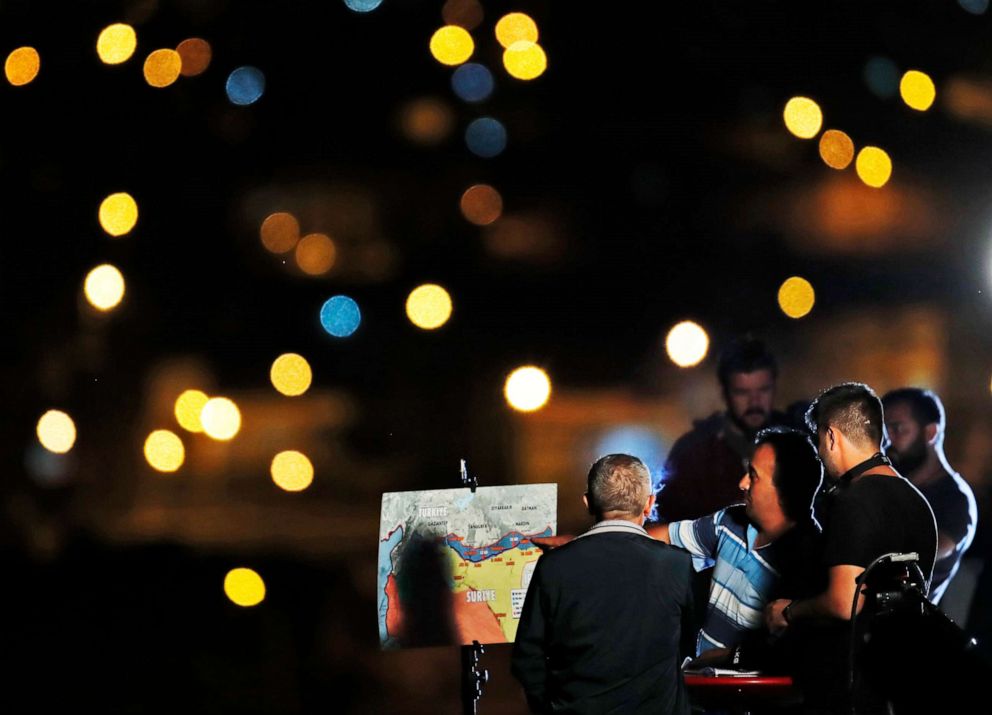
xmin=378 ymin=484 xmax=557 ymax=649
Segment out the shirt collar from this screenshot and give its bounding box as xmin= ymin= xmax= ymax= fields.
xmin=577 ymin=519 xmax=649 ymax=539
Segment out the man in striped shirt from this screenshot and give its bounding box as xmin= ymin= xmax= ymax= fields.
xmin=649 ymin=427 xmax=824 ymax=655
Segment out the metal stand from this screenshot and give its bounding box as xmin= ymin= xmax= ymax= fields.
xmin=458 ymin=461 xmax=487 ymax=714
xmin=461 ymin=639 xmax=489 ymax=715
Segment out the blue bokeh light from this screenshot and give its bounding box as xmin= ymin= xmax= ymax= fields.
xmin=320 ymin=295 xmax=362 ymax=337
xmin=863 ymin=56 xmax=899 ymax=100
xmin=451 ymin=63 xmax=494 ymax=103
xmin=465 ymin=117 xmax=507 ymax=158
xmin=344 ymin=0 xmax=384 ymax=12
xmin=959 ymin=0 xmax=989 ymax=15
xmin=226 ymin=66 xmax=266 ymax=106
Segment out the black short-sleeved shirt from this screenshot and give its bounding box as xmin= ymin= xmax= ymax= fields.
xmin=823 ymin=474 xmax=937 ymax=587
xmin=915 ymin=468 xmax=977 ymax=603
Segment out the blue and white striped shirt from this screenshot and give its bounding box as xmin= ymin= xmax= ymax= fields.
xmin=669 ymin=505 xmax=807 ymax=655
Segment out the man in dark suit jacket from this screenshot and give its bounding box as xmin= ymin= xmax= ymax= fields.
xmin=511 ymin=454 xmax=695 ymax=714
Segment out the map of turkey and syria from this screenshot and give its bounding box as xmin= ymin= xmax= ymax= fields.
xmin=378 ymin=484 xmax=557 ymax=649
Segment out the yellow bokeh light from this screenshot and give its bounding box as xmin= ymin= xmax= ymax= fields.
xmin=406 ymin=284 xmax=453 ymax=330
xmin=260 ymin=212 xmax=300 ymax=254
xmin=900 ymin=70 xmax=936 ymax=112
xmin=777 ymin=276 xmax=816 ymax=319
xmin=143 ymin=49 xmax=182 ymax=88
xmin=270 ymin=451 xmax=315 ymax=492
xmin=143 ymin=429 xmax=185 ymax=473
xmin=37 ymin=410 xmax=76 ymax=454
xmin=855 ymin=146 xmax=893 ymax=188
xmin=224 ymin=568 xmax=265 ymax=607
xmin=504 ymin=366 xmax=552 ymax=412
xmin=783 ymin=96 xmax=823 ymax=139
xmin=429 ymin=25 xmax=474 ymax=66
xmin=84 ymin=264 xmax=126 ymax=311
xmin=99 ymin=192 xmax=139 ymax=237
xmin=460 ymin=184 xmax=503 ymax=225
xmin=200 ymin=397 xmax=241 ymax=441
xmin=174 ymin=389 xmax=209 ymax=433
xmin=503 ymin=41 xmax=547 ymax=81
xmin=665 ymin=321 xmax=709 ymax=368
xmin=176 ymin=38 xmax=212 ymax=77
xmin=270 ymin=353 xmax=313 ymax=397
xmin=495 ymin=12 xmax=539 ymax=48
xmin=818 ymin=129 xmax=855 ymax=170
xmin=97 ymin=23 xmax=137 ymax=65
xmin=5 ymin=47 xmax=40 ymax=86
xmin=295 ymin=233 xmax=336 ymax=276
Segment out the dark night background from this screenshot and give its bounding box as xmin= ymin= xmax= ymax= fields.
xmin=2 ymin=0 xmax=992 ymax=712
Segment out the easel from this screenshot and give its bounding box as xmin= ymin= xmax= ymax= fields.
xmin=459 ymin=459 xmax=489 ymax=715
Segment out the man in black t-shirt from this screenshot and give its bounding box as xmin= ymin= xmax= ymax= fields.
xmin=882 ymin=387 xmax=977 ymax=603
xmin=765 ymin=382 xmax=937 ymax=713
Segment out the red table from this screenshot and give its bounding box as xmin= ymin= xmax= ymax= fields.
xmin=685 ymin=674 xmax=800 ymax=712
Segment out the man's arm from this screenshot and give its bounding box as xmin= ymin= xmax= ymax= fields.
xmin=646 ymin=523 xmax=670 ymax=543
xmin=511 ymin=564 xmax=552 ymax=713
xmin=936 ymin=532 xmax=957 ymax=561
xmin=766 ymin=564 xmax=865 ymax=632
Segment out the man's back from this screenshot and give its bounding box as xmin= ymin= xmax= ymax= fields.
xmin=512 ymin=529 xmax=694 ymax=714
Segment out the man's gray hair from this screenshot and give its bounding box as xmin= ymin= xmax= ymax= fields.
xmin=586 ymin=454 xmax=652 ymax=517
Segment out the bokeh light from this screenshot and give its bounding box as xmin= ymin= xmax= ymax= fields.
xmin=504 ymin=366 xmax=552 ymax=412
xmin=270 ymin=451 xmax=315 ymax=492
xmin=270 ymin=353 xmax=313 ymax=396
xmin=320 ymin=295 xmax=362 ymax=337
xmin=406 ymin=284 xmax=453 ymax=330
xmin=143 ymin=49 xmax=182 ymax=88
xmin=783 ymin=96 xmax=823 ymax=139
xmin=37 ymin=410 xmax=76 ymax=454
xmin=200 ymin=397 xmax=242 ymax=441
xmin=465 ymin=117 xmax=507 ymax=158
xmin=777 ymin=276 xmax=816 ymax=319
xmin=900 ymin=70 xmax=936 ymax=111
xmin=460 ymin=184 xmax=503 ymax=225
xmin=399 ymin=97 xmax=455 ymax=145
xmin=665 ymin=321 xmax=709 ymax=368
xmin=864 ymin=56 xmax=900 ymax=99
xmin=855 ymin=146 xmax=892 ymax=188
xmin=260 ymin=212 xmax=300 ymax=254
xmin=451 ymin=63 xmax=494 ymax=103
xmin=144 ymin=429 xmax=185 ymax=473
xmin=226 ymin=66 xmax=265 ymax=106
xmin=224 ymin=568 xmax=265 ymax=607
xmin=442 ymin=0 xmax=484 ymax=30
xmin=429 ymin=26 xmax=474 ymax=66
xmin=99 ymin=192 xmax=139 ymax=237
xmin=176 ymin=38 xmax=212 ymax=77
xmin=344 ymin=0 xmax=383 ymax=12
xmin=503 ymin=41 xmax=547 ymax=81
xmin=295 ymin=233 xmax=336 ymax=276
xmin=495 ymin=12 xmax=539 ymax=48
xmin=818 ymin=129 xmax=855 ymax=170
xmin=959 ymin=0 xmax=988 ymax=15
xmin=5 ymin=47 xmax=40 ymax=86
xmin=97 ymin=23 xmax=137 ymax=65
xmin=84 ymin=264 xmax=126 ymax=311
xmin=174 ymin=389 xmax=209 ymax=433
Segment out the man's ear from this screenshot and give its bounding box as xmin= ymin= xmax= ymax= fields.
xmin=827 ymin=427 xmax=837 ymax=451
xmin=582 ymin=493 xmax=592 ymax=515
xmin=924 ymin=423 xmax=939 ymax=445
xmin=643 ymin=494 xmax=656 ymax=518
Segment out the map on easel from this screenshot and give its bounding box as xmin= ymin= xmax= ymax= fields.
xmin=378 ymin=484 xmax=557 ymax=649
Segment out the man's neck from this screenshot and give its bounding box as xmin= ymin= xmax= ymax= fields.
xmin=905 ymin=449 xmax=947 ymax=486
xmin=597 ymin=513 xmax=644 ymax=526
xmin=755 ymin=515 xmax=795 ymax=548
xmin=840 ymin=448 xmax=897 ymax=479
